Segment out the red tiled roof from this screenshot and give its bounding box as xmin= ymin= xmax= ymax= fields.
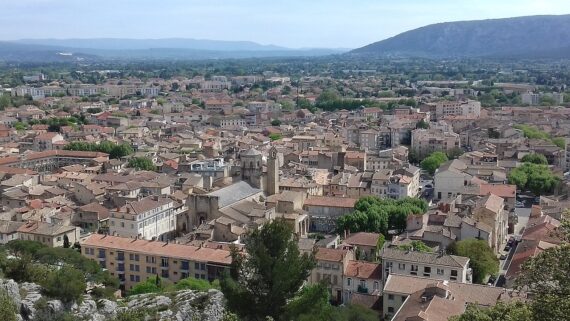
xmin=82 ymin=234 xmax=232 ymax=265
xmin=304 ymin=196 xmax=357 ymax=208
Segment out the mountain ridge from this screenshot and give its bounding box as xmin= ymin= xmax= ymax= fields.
xmin=351 ymin=14 xmax=570 ymax=58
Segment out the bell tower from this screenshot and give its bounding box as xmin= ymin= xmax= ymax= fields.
xmin=266 ymin=146 xmax=279 ymax=196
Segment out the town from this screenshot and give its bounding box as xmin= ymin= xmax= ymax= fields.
xmin=0 ymin=3 xmax=569 ymax=320
xmin=0 ymin=57 xmax=566 ymax=321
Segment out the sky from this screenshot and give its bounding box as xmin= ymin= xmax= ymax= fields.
xmin=2 ymin=0 xmax=570 ymax=48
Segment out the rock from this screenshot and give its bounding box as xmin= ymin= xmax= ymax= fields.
xmin=75 ymin=299 xmax=98 ymax=318
xmin=127 ymin=294 xmax=172 ymax=311
xmin=46 ymin=300 xmax=64 ymax=314
xmin=0 ymin=279 xmax=21 ymax=308
xmin=97 ymin=299 xmax=118 ymax=316
xmin=20 ymin=291 xmax=42 ymax=321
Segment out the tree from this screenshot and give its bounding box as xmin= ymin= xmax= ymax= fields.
xmin=450 ymin=302 xmax=533 ymax=321
xmin=63 ymin=234 xmax=70 ymax=248
xmin=14 ymin=122 xmax=27 ymax=131
xmin=516 ymin=244 xmax=570 ymax=321
xmin=268 ymin=133 xmax=282 ymax=141
xmin=521 ymin=153 xmax=548 ymax=165
xmin=336 ymin=196 xmax=428 ymax=236
xmin=449 ymin=239 xmax=499 ymax=284
xmin=551 ymin=137 xmax=565 ymax=149
xmin=127 ymin=157 xmax=156 ymax=171
xmin=221 ymin=220 xmax=316 ymax=321
xmin=0 ymin=288 xmax=17 ymax=321
xmin=507 ymin=163 xmax=560 ymax=195
xmin=42 ymin=265 xmax=87 ymax=303
xmin=420 ymin=152 xmax=449 ymax=175
xmin=416 ymin=119 xmax=430 ymax=129
xmin=271 ymin=119 xmax=282 ymax=126
xmin=0 ymin=95 xmax=11 ymax=110
xmin=447 ymin=147 xmax=465 ymax=159
xmin=397 ymin=240 xmax=433 ymax=253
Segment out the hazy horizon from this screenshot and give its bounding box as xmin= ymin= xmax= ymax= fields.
xmin=2 ymin=0 xmax=570 ymax=48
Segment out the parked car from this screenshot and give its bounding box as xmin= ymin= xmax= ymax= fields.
xmin=500 ymin=254 xmax=507 ymax=260
xmin=504 ymin=245 xmax=511 ymax=252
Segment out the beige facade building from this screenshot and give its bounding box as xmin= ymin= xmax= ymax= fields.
xmin=411 ymin=128 xmax=460 ymax=160
xmin=81 ymin=234 xmax=231 ymax=291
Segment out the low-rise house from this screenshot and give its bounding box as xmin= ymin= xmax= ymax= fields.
xmin=310 ymin=248 xmax=354 ymax=304
xmin=73 ymin=202 xmax=110 ymax=233
xmin=17 ymin=221 xmax=79 ymax=247
xmin=343 ymin=232 xmax=381 ymax=261
xmin=303 ymin=196 xmax=357 ymax=233
xmin=382 ymin=274 xmax=523 ymax=321
xmin=343 ymin=260 xmax=382 ymax=308
xmin=0 ymin=220 xmax=25 ymax=244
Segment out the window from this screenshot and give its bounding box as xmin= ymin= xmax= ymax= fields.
xmin=324 ymin=263 xmax=331 ymax=270
xmin=146 ymin=256 xmax=156 ymax=264
xmin=181 ymin=260 xmax=189 ymax=270
xmin=398 ymin=263 xmax=405 ymax=270
xmin=388 ymin=294 xmax=394 ymax=301
xmin=423 ymin=266 xmax=431 ymax=277
xmin=200 ymin=263 xmax=206 ymax=270
xmin=161 ymin=257 xmax=169 ymax=268
xmin=450 ymin=270 xmax=458 ymax=281
xmin=437 ymin=268 xmax=444 ymax=275
xmin=57 ymin=236 xmax=61 ymax=242
xmin=195 ymin=273 xmax=200 ymax=279
xmin=146 ymin=266 xmax=152 ymax=273
xmin=410 ymin=265 xmax=418 ymax=275
xmin=360 ymin=280 xmax=366 ymax=288
xmin=388 ymin=307 xmax=394 ymax=313
xmin=161 ymin=270 xmax=169 ymax=278
xmin=347 ymin=278 xmax=352 ymax=286
xmin=195 ymin=262 xmax=200 ymax=270
xmin=181 ymin=272 xmax=189 ymax=279
xmin=373 ymin=281 xmax=379 ymax=290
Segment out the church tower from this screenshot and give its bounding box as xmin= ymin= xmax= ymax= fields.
xmin=241 ymin=148 xmax=263 ymax=188
xmin=266 ymin=146 xmax=279 ymax=196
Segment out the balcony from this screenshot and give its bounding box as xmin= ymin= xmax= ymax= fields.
xmin=357 ymin=285 xmax=369 ymax=294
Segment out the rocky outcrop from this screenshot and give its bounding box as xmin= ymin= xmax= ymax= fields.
xmin=0 ymin=278 xmax=227 ymax=321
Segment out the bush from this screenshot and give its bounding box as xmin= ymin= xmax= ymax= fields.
xmin=171 ymin=277 xmax=220 ymax=292
xmin=42 ymin=265 xmax=87 ymax=303
xmin=0 ymin=288 xmax=17 ymax=321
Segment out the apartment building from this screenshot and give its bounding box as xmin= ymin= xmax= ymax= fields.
xmin=210 ymin=115 xmax=246 ymax=129
xmin=370 ymin=166 xmax=420 ymax=199
xmin=81 ymin=234 xmax=231 ymax=291
xmin=381 ymin=247 xmax=471 ymax=286
xmin=432 ymin=100 xmax=481 ymax=120
xmin=411 ymin=128 xmax=460 ymax=160
xmin=109 ymin=196 xmax=177 ymax=241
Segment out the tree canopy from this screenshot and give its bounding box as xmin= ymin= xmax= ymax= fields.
xmin=397 ymin=240 xmax=433 ymax=253
xmin=521 ymin=153 xmax=548 ymax=165
xmin=420 ymin=151 xmax=448 ymax=174
xmin=448 ymin=239 xmax=498 ymax=284
xmin=221 ymin=220 xmax=316 ymax=321
xmin=507 ymin=163 xmax=560 ymax=195
xmin=127 ymin=157 xmax=156 ymax=171
xmin=336 ymin=196 xmax=428 ymax=236
xmin=450 ymin=301 xmax=533 ymax=321
xmin=65 ymin=141 xmax=134 ymax=159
